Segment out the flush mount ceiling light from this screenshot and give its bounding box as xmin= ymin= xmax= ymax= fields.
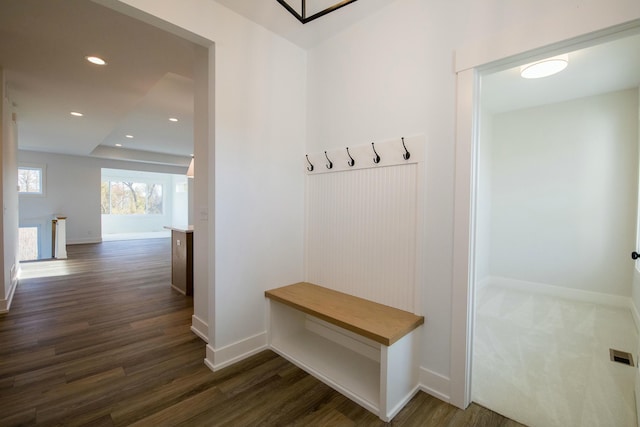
xmin=85 ymin=55 xmax=107 ymax=65
xmin=520 ymin=54 xmax=569 ymax=79
xmin=125 ymin=134 xmax=134 ymax=139
xmin=277 ymin=0 xmax=358 ymax=24
xmin=169 ymin=117 xmax=179 ymax=122
xmin=70 ymin=111 xmax=84 ymax=117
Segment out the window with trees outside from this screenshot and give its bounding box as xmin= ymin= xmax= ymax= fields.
xmin=101 ymin=181 xmax=163 ymax=215
xmin=18 ymin=166 xmax=44 ymax=195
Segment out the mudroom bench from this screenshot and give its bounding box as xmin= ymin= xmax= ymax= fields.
xmin=265 ymin=282 xmax=424 ymax=422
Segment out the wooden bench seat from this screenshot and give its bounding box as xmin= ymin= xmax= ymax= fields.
xmin=265 ymin=281 xmax=425 ymax=422
xmin=265 ymin=282 xmax=424 ymax=346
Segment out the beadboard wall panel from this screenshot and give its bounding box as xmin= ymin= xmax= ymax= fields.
xmin=305 ymin=162 xmax=419 ymax=313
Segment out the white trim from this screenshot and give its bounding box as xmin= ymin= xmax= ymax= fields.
xmin=18 ymin=162 xmax=46 ymax=197
xmin=0 ymin=274 xmax=19 ymax=314
xmin=204 ymin=332 xmax=268 ymax=371
xmin=419 ymin=367 xmax=451 ymax=403
xmin=67 ymin=238 xmax=103 ymax=245
xmin=455 ymin=18 xmax=640 ymax=73
xmin=452 ymin=19 xmax=640 ymax=412
xmin=632 ymin=301 xmax=640 ymax=335
xmin=450 ymin=67 xmax=478 ymax=409
xmin=385 ymin=385 xmax=421 ymax=422
xmin=488 ymin=276 xmax=634 ymax=308
xmin=191 ymin=314 xmax=208 ymax=342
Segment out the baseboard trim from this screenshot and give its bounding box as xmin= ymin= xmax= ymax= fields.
xmin=631 ymin=303 xmax=640 ymax=335
xmin=0 ymin=272 xmax=19 ymax=314
xmin=419 ymin=367 xmax=451 ymax=403
xmin=191 ymin=315 xmax=208 ymax=343
xmin=204 ymin=332 xmax=268 ymax=372
xmin=68 ymin=238 xmax=102 ymax=245
xmin=487 ymin=276 xmax=632 ymax=308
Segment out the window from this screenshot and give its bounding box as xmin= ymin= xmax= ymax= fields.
xmin=18 ymin=165 xmax=44 ymax=195
xmin=101 ymin=180 xmax=163 ymax=215
xmin=19 ymin=226 xmax=39 ymax=261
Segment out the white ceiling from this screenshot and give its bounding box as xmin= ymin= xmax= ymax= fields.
xmin=482 ymin=32 xmax=640 ymax=113
xmin=0 ymin=0 xmax=197 ymax=166
xmin=216 ymin=0 xmax=399 ymax=48
xmin=1 ymin=0 xmax=638 ymax=168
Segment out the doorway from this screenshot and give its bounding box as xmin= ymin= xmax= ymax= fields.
xmin=469 ymin=33 xmax=640 ymax=426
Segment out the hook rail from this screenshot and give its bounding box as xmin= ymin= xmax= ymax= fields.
xmin=306 ymin=136 xmax=420 ymax=173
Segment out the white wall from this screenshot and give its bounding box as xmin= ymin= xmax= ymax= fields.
xmin=105 ymin=0 xmax=640 ymax=406
xmin=475 ymin=108 xmax=494 ymax=283
xmin=306 ymin=0 xmax=640 ymax=405
xmin=1 ymin=68 xmax=19 ymax=312
xmin=489 ymin=90 xmax=638 ymax=296
xmin=108 ymin=0 xmax=307 ymax=368
xmin=18 ymin=150 xmax=186 ymax=257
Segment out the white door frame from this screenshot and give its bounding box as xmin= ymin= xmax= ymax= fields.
xmin=450 ymin=19 xmax=640 ymax=409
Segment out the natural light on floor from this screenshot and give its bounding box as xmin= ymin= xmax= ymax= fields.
xmin=18 ymin=260 xmax=74 ymax=279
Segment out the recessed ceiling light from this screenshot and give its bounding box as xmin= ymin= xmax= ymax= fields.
xmin=115 ymin=143 xmax=123 ymax=147
xmin=86 ymin=56 xmax=107 ymax=65
xmin=125 ymin=135 xmax=134 ymax=139
xmin=169 ymin=117 xmax=178 ymax=122
xmin=520 ymin=54 xmax=568 ymax=79
xmin=70 ymin=111 xmax=84 ymax=117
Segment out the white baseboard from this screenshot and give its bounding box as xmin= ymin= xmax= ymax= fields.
xmin=204 ymin=332 xmax=267 ymax=372
xmin=67 ymin=238 xmax=102 ymax=245
xmin=631 ymin=303 xmax=640 ymax=336
xmin=0 ymin=269 xmax=19 ymax=314
xmin=487 ymin=276 xmax=632 ymax=308
xmin=191 ymin=315 xmax=208 ymax=343
xmin=419 ymin=367 xmax=451 ymax=403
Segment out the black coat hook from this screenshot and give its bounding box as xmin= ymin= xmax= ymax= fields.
xmin=305 ymin=154 xmax=314 ymax=172
xmin=346 ymin=147 xmax=355 ymax=167
xmin=371 ymin=142 xmax=381 ymax=164
xmin=401 ymin=137 xmax=410 ymax=160
xmin=324 ymin=151 xmax=333 ymax=169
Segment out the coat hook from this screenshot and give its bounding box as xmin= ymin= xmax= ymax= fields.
xmin=305 ymin=154 xmax=314 ymax=172
xmin=324 ymin=151 xmax=333 ymax=169
xmin=401 ymin=137 xmax=410 ymax=160
xmin=346 ymin=147 xmax=355 ymax=167
xmin=371 ymin=142 xmax=381 ymax=164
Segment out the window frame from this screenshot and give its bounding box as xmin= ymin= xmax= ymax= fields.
xmin=18 ymin=163 xmax=46 ymax=196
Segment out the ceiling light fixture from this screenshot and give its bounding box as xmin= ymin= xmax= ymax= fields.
xmin=115 ymin=143 xmax=122 ymax=147
xmin=70 ymin=111 xmax=84 ymax=117
xmin=85 ymin=56 xmax=107 ymax=65
xmin=277 ymin=0 xmax=358 ymax=24
xmin=169 ymin=117 xmax=178 ymax=122
xmin=520 ymin=54 xmax=569 ymax=79
xmin=125 ymin=135 xmax=134 ymax=139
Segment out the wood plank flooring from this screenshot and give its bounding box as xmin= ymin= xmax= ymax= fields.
xmin=0 ymin=239 xmax=524 ymax=426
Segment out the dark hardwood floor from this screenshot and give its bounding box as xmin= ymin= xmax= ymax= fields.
xmin=0 ymin=239 xmax=524 ymax=426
